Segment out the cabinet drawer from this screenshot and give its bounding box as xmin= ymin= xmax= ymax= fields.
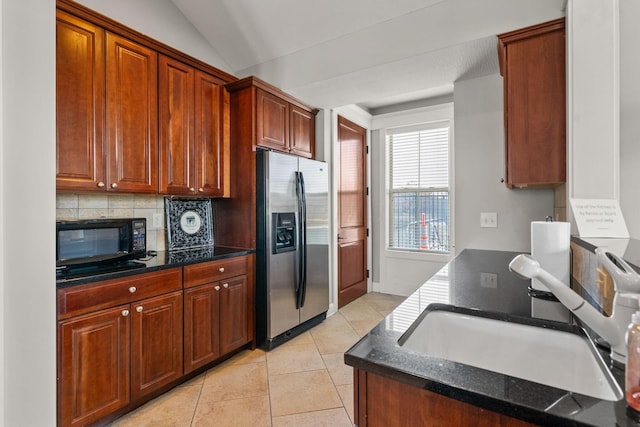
xmin=57 ymin=268 xmax=183 ymax=320
xmin=183 ymin=256 xmax=247 ymax=288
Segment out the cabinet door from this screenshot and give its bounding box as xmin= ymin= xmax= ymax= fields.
xmin=131 ymin=291 xmax=183 ymax=401
xmin=184 ymin=283 xmax=221 ymax=373
xmin=56 ymin=11 xmax=106 ymax=191
xmin=195 ymin=70 xmax=229 ymax=197
xmin=256 ymin=89 xmax=289 ymax=152
xmin=219 ymin=275 xmax=249 ymax=355
xmin=58 ymin=306 xmax=130 ymax=427
xmin=159 ymin=55 xmax=195 ymax=195
xmin=289 ymin=105 xmax=315 ymax=159
xmin=105 ymin=32 xmax=158 ymax=193
xmin=500 ymin=20 xmax=566 ymax=188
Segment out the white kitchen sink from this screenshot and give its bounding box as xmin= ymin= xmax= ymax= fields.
xmin=398 ymin=305 xmax=623 ymax=401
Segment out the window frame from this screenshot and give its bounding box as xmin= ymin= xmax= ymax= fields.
xmin=386 ymin=119 xmax=453 ymax=255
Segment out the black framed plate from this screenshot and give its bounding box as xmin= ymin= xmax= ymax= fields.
xmin=165 ymin=198 xmax=214 ymax=251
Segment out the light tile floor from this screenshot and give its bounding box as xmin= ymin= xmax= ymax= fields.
xmin=110 ymin=292 xmax=405 ymax=427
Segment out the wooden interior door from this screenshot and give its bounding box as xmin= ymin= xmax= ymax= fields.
xmin=337 ymin=116 xmax=368 ymax=308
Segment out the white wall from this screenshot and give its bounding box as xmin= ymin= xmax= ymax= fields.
xmin=619 ymin=0 xmax=640 ymax=239
xmin=1 ymin=0 xmax=57 ymax=426
xmin=454 ymin=74 xmax=554 ymax=252
xmin=75 ymin=0 xmax=233 ymax=74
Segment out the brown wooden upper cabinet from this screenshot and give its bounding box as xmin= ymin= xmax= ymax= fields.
xmin=498 ymin=18 xmax=566 ymax=188
xmin=228 ymin=77 xmax=317 ymax=159
xmin=56 ymin=10 xmax=105 ymax=192
xmin=56 ymin=10 xmax=158 ymax=193
xmin=159 ymin=56 xmax=230 ymax=197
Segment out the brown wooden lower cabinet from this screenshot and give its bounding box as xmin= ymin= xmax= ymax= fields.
xmin=57 ymin=257 xmax=255 ymax=427
xmin=131 ymin=291 xmax=183 ymax=401
xmin=219 ymin=275 xmax=249 ymax=354
xmin=354 ymin=370 xmax=536 ymax=427
xmin=58 ymin=305 xmax=131 ymax=427
xmin=184 ymin=283 xmax=221 ymax=373
xmin=183 ymin=256 xmax=253 ymax=373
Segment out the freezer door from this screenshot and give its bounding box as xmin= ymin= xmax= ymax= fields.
xmin=266 ymin=152 xmax=301 ymax=338
xmin=298 ymin=157 xmax=329 ymax=323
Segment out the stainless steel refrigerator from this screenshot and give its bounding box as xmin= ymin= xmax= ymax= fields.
xmin=256 ymin=149 xmax=329 ymax=349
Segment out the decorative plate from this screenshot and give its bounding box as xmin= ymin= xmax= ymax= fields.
xmin=165 ymin=198 xmax=214 ymax=251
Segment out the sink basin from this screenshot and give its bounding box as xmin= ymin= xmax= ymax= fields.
xmin=398 ymin=304 xmax=623 ymax=401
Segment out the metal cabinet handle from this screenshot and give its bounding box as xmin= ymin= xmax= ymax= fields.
xmin=222 ymin=283 xmax=229 ymax=289
xmin=122 ymin=309 xmax=129 ymax=317
xmin=214 ymin=285 xmax=220 ymax=291
xmin=198 ymin=188 xmax=204 ymax=193
xmin=111 ymin=182 xmax=118 ymax=189
xmin=189 ymin=187 xmax=195 ymax=192
xmin=129 ymin=286 xmax=137 ymax=293
xmin=218 ymin=267 xmax=225 ymax=273
xmin=97 ymin=181 xmax=105 ymax=188
xmin=136 ymin=306 xmax=143 ymax=313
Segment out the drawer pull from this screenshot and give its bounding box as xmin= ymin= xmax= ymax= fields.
xmin=214 ymin=285 xmax=220 ymax=291
xmin=223 ymin=283 xmax=229 ymax=289
xmin=97 ymin=181 xmax=105 ymax=188
xmin=129 ymin=286 xmax=137 ymax=293
xmin=136 ymin=306 xmax=143 ymax=313
xmin=122 ymin=309 xmax=129 ymax=317
xmin=189 ymin=187 xmax=195 ymax=192
xmin=218 ymin=267 xmax=225 ymax=273
xmin=111 ymin=182 xmax=118 ymax=189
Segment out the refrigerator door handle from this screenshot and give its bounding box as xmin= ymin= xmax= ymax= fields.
xmin=295 ymin=172 xmax=304 ymax=309
xmin=299 ymin=171 xmax=308 ymax=308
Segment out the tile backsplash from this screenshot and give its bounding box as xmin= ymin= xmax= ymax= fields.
xmin=56 ymin=193 xmax=167 ymax=251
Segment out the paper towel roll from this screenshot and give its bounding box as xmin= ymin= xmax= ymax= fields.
xmin=531 ymin=221 xmax=571 ymax=291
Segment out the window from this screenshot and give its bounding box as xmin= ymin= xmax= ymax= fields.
xmin=388 ymin=122 xmax=450 ymax=253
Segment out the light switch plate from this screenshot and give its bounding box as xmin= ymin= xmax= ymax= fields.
xmin=480 ymin=212 xmax=498 ymax=228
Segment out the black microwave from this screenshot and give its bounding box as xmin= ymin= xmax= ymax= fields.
xmin=56 ymin=218 xmax=147 ymax=269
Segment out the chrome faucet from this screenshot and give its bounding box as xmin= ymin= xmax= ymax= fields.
xmin=509 ymin=248 xmax=640 ymax=364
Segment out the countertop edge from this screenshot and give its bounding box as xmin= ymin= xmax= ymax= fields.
xmin=56 ymin=247 xmax=255 ymax=288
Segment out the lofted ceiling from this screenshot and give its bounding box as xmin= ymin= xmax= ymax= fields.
xmin=169 ymin=0 xmax=566 ymax=111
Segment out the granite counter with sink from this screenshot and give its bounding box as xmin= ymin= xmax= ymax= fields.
xmin=344 ymin=249 xmax=637 ymax=426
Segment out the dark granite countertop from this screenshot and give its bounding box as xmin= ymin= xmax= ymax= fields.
xmin=56 ymin=246 xmax=254 ymax=288
xmin=344 ymin=249 xmax=638 ymax=427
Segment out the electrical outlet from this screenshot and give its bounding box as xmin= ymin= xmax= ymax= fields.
xmin=152 ymin=213 xmax=163 ymax=228
xmin=480 ymin=272 xmax=498 ymax=288
xmin=480 ymin=212 xmax=498 ymax=228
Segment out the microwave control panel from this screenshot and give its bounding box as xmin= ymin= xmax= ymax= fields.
xmin=132 ymin=219 xmax=147 ymax=252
